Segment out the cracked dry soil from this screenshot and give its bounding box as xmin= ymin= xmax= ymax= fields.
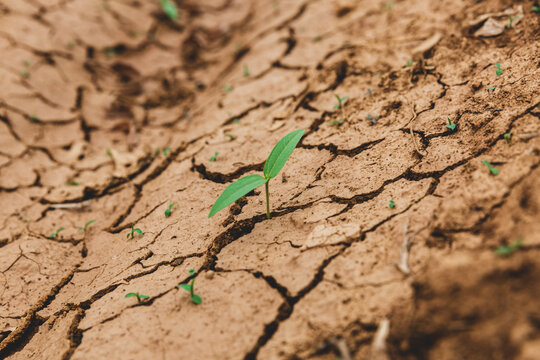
xmin=0 ymin=0 xmax=539 ymax=359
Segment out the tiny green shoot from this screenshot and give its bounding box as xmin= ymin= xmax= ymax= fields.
xmin=487 ymin=86 xmax=496 ymax=91
xmin=232 ymin=118 xmax=241 ymax=124
xmin=366 ymin=88 xmax=374 ymax=95
xmin=164 ymin=203 xmax=175 ymax=217
xmin=222 ymin=84 xmax=233 ymax=93
xmin=506 ymin=15 xmax=518 ymax=29
xmin=29 ymin=115 xmax=40 ymax=123
xmin=330 ymin=119 xmax=344 ymax=126
xmin=49 ymin=228 xmax=65 ymax=239
xmin=20 ymin=70 xmax=29 ymax=78
xmin=495 ymin=63 xmax=502 ymax=76
xmin=127 ymin=224 xmax=143 ymax=239
xmin=366 ymin=114 xmax=379 ymax=125
xmin=224 ymin=133 xmax=237 ymax=141
xmin=105 ymin=47 xmax=116 ymax=58
xmin=534 ymin=6 xmax=540 ymax=13
xmin=66 ymin=179 xmax=80 ymax=186
xmin=494 ymin=239 xmax=523 ymax=256
xmin=482 ymin=160 xmax=499 ymax=175
xmin=406 ymin=60 xmax=413 ymax=67
xmin=163 ymin=146 xmax=171 ymax=157
xmin=313 ymin=35 xmax=323 ymax=42
xmin=178 ymin=269 xmax=202 ymax=304
xmin=209 ymin=129 xmax=305 ymax=219
xmin=23 ymin=60 xmax=31 ymax=67
xmin=333 ymin=94 xmax=348 ymax=110
xmin=78 ymin=220 xmax=96 ymax=232
xmin=389 ymin=200 xmax=395 ymax=209
xmin=125 ymin=292 xmax=149 ymax=303
xmin=159 ymin=0 xmax=178 ymax=21
xmin=243 ymin=64 xmax=250 ymax=77
xmin=504 ymin=132 xmax=512 ymax=143
xmin=106 ymin=149 xmax=113 ymax=158
xmin=446 ymin=117 xmax=456 ymax=131
xmin=210 ymin=152 xmax=219 ymax=162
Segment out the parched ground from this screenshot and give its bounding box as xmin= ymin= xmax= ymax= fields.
xmin=0 ymin=0 xmax=539 ymax=359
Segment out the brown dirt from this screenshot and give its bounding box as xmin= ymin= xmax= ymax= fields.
xmin=0 ymin=0 xmax=539 ymax=359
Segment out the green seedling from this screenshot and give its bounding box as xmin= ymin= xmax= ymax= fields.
xmin=209 ymin=129 xmax=305 ymax=219
xmin=243 ymin=64 xmax=250 ymax=77
xmin=487 ymin=86 xmax=496 ymax=91
xmin=164 ymin=203 xmax=175 ymax=217
xmin=495 ymin=239 xmax=523 ymax=256
xmin=222 ymin=84 xmax=233 ymax=93
xmin=389 ymin=200 xmax=395 ymax=209
xmin=66 ymin=179 xmax=80 ymax=186
xmin=534 ymin=6 xmax=540 ymax=13
xmin=163 ymin=146 xmax=171 ymax=157
xmin=506 ymin=15 xmax=518 ymax=29
xmin=105 ymin=48 xmax=116 ymax=58
xmin=29 ymin=115 xmax=40 ymax=122
xmin=406 ymin=60 xmax=413 ymax=67
xmin=78 ymin=220 xmax=96 ymax=232
xmin=445 ymin=117 xmax=456 ymax=131
xmin=125 ymin=292 xmax=149 ymax=303
xmin=313 ymin=35 xmax=323 ymax=42
xmin=224 ymin=133 xmax=237 ymax=141
xmin=330 ymin=119 xmax=344 ymax=126
xmin=23 ymin=60 xmax=31 ymax=67
xmin=366 ymin=114 xmax=379 ymax=125
xmin=504 ymin=132 xmax=512 ymax=143
xmin=178 ymin=269 xmax=202 ymax=304
xmin=126 ymin=224 xmax=143 ymax=239
xmin=366 ymin=88 xmax=374 ymax=95
xmin=160 ymin=0 xmax=178 ymax=21
xmin=333 ymin=94 xmax=348 ymax=110
xmin=49 ymin=228 xmax=65 ymax=239
xmin=210 ymin=152 xmax=219 ymax=162
xmin=495 ymin=63 xmax=502 ymax=76
xmin=106 ymin=148 xmax=113 ymax=158
xmin=20 ymin=70 xmax=29 ymax=78
xmin=383 ymin=1 xmax=395 ymax=10
xmin=232 ymin=118 xmax=241 ymax=124
xmin=482 ymin=160 xmax=499 ymax=175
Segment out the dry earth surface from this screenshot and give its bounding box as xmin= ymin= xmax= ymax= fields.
xmin=0 ymin=0 xmax=539 ymax=359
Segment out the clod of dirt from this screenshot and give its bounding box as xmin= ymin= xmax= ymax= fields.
xmin=470 ymin=5 xmax=524 ymax=37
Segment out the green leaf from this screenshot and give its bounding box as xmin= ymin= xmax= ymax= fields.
xmin=189 ymin=269 xmax=195 ymax=275
xmin=134 ymin=228 xmax=143 ymax=235
xmin=164 ymin=209 xmax=171 ymax=217
xmin=208 ymin=174 xmax=268 ymax=217
xmin=389 ymin=200 xmax=395 ymax=208
xmin=139 ymin=294 xmax=149 ymax=299
xmin=160 ymin=0 xmax=178 ymax=21
xmin=179 ymin=284 xmax=192 ymax=292
xmin=163 ymin=146 xmax=171 ymax=156
xmin=125 ymin=293 xmax=137 ymax=298
xmin=263 ymin=129 xmax=305 ymax=179
xmin=191 ymin=294 xmax=202 ymax=304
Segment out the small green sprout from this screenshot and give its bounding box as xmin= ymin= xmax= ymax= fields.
xmin=28 ymin=115 xmax=40 ymax=122
xmin=163 ymin=146 xmax=171 ymax=157
xmin=66 ymin=179 xmax=80 ymax=186
xmin=333 ymin=94 xmax=348 ymax=110
xmin=49 ymin=228 xmax=65 ymax=239
xmin=366 ymin=114 xmax=379 ymax=125
xmin=504 ymin=132 xmax=512 ymax=143
xmin=105 ymin=47 xmax=116 ymax=58
xmin=383 ymin=1 xmax=395 ymax=10
xmin=209 ymin=129 xmax=305 ymax=219
xmin=66 ymin=40 xmax=75 ymax=49
xmin=487 ymin=86 xmax=496 ymax=91
xmin=209 ymin=152 xmax=219 ymax=162
xmin=243 ymin=64 xmax=250 ymax=77
xmin=482 ymin=160 xmax=499 ymax=175
xmin=106 ymin=148 xmax=113 ymax=158
xmin=329 ymin=119 xmax=344 ymax=126
xmin=164 ymin=203 xmax=175 ymax=217
xmin=506 ymin=15 xmax=518 ymax=29
xmin=313 ymin=35 xmax=323 ymax=42
xmin=159 ymin=0 xmax=178 ymax=21
xmin=78 ymin=220 xmax=96 ymax=232
xmin=495 ymin=239 xmax=523 ymax=256
xmin=366 ymin=88 xmax=374 ymax=95
xmin=445 ymin=117 xmax=456 ymax=131
xmin=534 ymin=6 xmax=540 ymax=13
xmin=224 ymin=133 xmax=237 ymax=141
xmin=126 ymin=224 xmax=143 ymax=239
xmin=178 ymin=269 xmax=202 ymax=304
xmin=389 ymin=200 xmax=395 ymax=209
xmin=222 ymin=84 xmax=233 ymax=93
xmin=406 ymin=60 xmax=413 ymax=67
xmin=232 ymin=118 xmax=241 ymax=124
xmin=20 ymin=70 xmax=30 ymax=78
xmin=23 ymin=60 xmax=31 ymax=67
xmin=125 ymin=292 xmax=149 ymax=303
xmin=495 ymin=63 xmax=502 ymax=76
